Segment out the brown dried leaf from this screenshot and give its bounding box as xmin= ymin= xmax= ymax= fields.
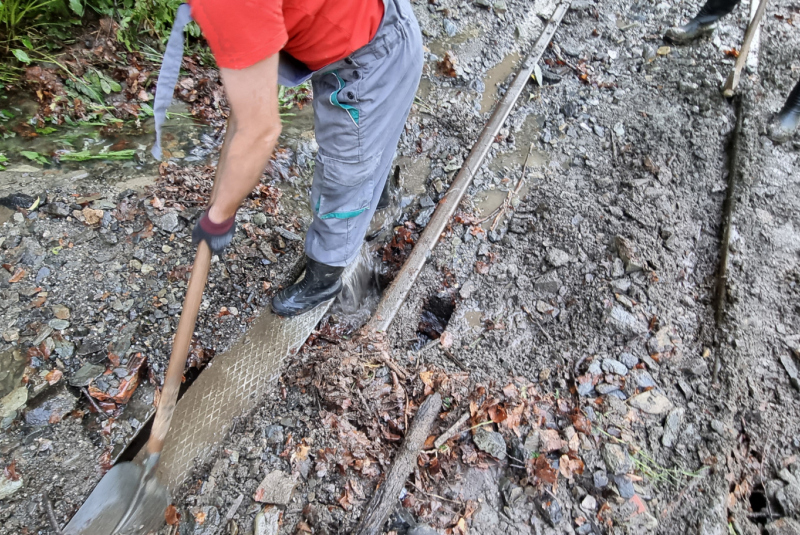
xmin=439 ymin=331 xmax=454 ymax=349
xmin=9 ymin=268 xmax=26 ymax=283
xmin=165 ymin=504 xmax=180 ymax=525
xmin=45 ymin=369 xmax=63 ymax=385
xmin=82 ymin=207 xmax=104 ymax=226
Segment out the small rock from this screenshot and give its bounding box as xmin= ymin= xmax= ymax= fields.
xmin=191 ymin=505 xmax=220 ymax=535
xmin=48 ymin=319 xmax=70 ymax=331
xmin=629 ymin=390 xmax=673 ymax=415
xmin=593 ymin=470 xmax=609 ymax=488
xmin=710 ymin=419 xmax=727 ymax=437
xmin=648 ymin=327 xmax=673 ymax=353
xmin=524 ymin=431 xmax=540 ymax=457
xmin=534 ymin=271 xmax=561 ymax=294
xmin=42 ymin=202 xmax=71 ymax=217
xmin=0 ymin=471 xmax=22 ymax=500
xmin=275 ymin=227 xmax=301 ymax=241
xmin=474 ymin=428 xmax=507 ymax=460
xmin=408 ymin=525 xmax=439 ymax=535
xmin=580 ymin=494 xmax=597 ymax=511
xmin=475 ymin=0 xmax=492 ymax=8
xmin=155 ymin=212 xmax=180 ymax=233
xmin=35 ymin=266 xmax=51 ymax=283
xmin=677 ymin=379 xmax=694 ymax=400
xmin=24 ymin=388 xmax=77 ymax=426
xmin=630 ymin=369 xmax=656 ymax=389
xmin=613 ymin=474 xmax=635 ymax=499
xmin=140 ymin=264 xmax=155 ymax=275
xmin=596 ymin=383 xmax=621 ymax=395
xmin=52 ymin=304 xmax=70 ymax=320
xmin=683 ymin=359 xmax=709 ymax=377
xmin=443 ymin=19 xmax=457 ymax=37
xmin=547 ymin=248 xmax=570 ymax=267
xmin=619 ymin=352 xmax=638 ymax=369
xmin=606 ymin=306 xmax=647 ymax=336
xmin=0 ymin=387 xmax=28 ymax=419
xmin=493 ymin=0 xmax=507 ymax=12
xmin=662 ymin=408 xmax=685 ymax=448
xmin=415 ymin=207 xmax=435 ymax=227
xmin=602 ymin=443 xmax=632 ymax=475
xmin=766 ymin=517 xmax=800 ymax=535
xmin=161 ymin=245 xmax=172 ymax=253
xmin=539 ymin=497 xmax=563 ymax=527
xmin=254 ymin=471 xmax=297 ymax=505
xmin=253 ymin=213 xmax=268 ymax=226
xmin=2 ymin=329 xmax=19 ymax=342
xmin=254 ymin=506 xmax=281 ymax=535
xmin=602 ymin=358 xmax=628 ymax=376
xmin=69 ymin=363 xmax=105 ymax=387
xmin=419 ymin=195 xmax=435 ymax=208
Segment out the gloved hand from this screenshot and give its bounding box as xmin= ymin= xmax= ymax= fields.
xmin=192 ymin=211 xmax=236 ymax=255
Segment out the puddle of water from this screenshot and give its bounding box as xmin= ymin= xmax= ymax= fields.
xmin=464 ymin=310 xmax=483 ymax=331
xmin=480 ymin=52 xmax=521 ymax=114
xmin=490 ymin=114 xmax=547 ymax=172
xmin=428 ymin=27 xmax=481 ymax=58
xmin=0 ymin=96 xmax=212 ymax=176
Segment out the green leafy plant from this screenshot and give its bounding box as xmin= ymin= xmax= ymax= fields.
xmin=20 ymin=150 xmax=49 ymax=164
xmin=0 ymin=153 xmax=9 ymax=170
xmin=60 ymin=148 xmax=135 ymax=161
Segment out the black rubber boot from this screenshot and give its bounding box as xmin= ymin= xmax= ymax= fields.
xmin=769 ymin=79 xmax=800 ymax=143
xmin=377 ymin=166 xmax=399 ymax=210
xmin=664 ymin=0 xmax=741 ymax=45
xmin=271 ymin=256 xmax=345 ymax=317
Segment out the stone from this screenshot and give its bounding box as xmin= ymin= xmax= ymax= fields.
xmin=254 ymin=471 xmax=297 ymax=505
xmin=593 ymin=470 xmax=609 ymax=488
xmin=662 ymin=408 xmax=685 ymax=448
xmin=547 ymin=248 xmax=570 ymax=267
xmin=607 ymin=306 xmax=647 ymax=336
xmin=52 ymin=304 xmax=70 ymax=320
xmin=155 ymin=212 xmax=180 ymax=233
xmin=2 ymin=329 xmax=19 ymax=342
xmin=42 ymin=201 xmax=71 ymax=217
xmin=0 ymin=387 xmax=28 ymax=419
xmin=523 ymin=431 xmax=540 ymax=457
xmin=140 ymin=264 xmax=155 ymax=275
xmin=275 ymin=227 xmax=301 ymax=241
xmin=630 ymin=390 xmax=673 ymax=415
xmin=683 ymin=359 xmax=709 ymax=377
xmin=602 ymin=358 xmax=628 ymax=376
xmin=534 ymin=271 xmax=561 ymax=294
xmin=443 ymin=19 xmax=457 ymax=37
xmin=408 ymin=525 xmax=439 ymax=535
xmin=539 ymin=497 xmax=563 ymax=527
xmin=648 ymin=327 xmax=673 ymax=353
xmin=254 ymin=506 xmax=281 ymax=535
xmin=580 ymin=494 xmax=597 ymax=511
xmin=630 ymin=369 xmax=656 ymax=389
xmin=613 ymin=474 xmax=635 ymax=499
xmin=24 ymin=388 xmax=76 ymax=426
xmin=415 ymin=207 xmax=435 ymax=227
xmin=35 ymin=266 xmax=51 ymax=283
xmin=253 ymin=213 xmax=268 ymax=226
xmin=614 ymin=236 xmax=644 ymax=273
xmin=766 ymin=517 xmax=800 ymax=535
xmin=619 ymin=352 xmax=638 ymax=369
xmin=0 ymin=471 xmax=22 ymax=500
xmin=48 ymin=319 xmax=70 ymax=331
xmin=69 ymin=363 xmax=106 ymax=387
xmin=191 ymin=506 xmax=220 ymax=535
xmin=602 ymin=443 xmax=632 ymax=475
xmin=493 ymin=0 xmax=507 ymax=13
xmin=474 ymin=428 xmax=507 ymax=460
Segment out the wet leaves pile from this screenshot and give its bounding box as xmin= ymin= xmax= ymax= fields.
xmin=287 ymin=332 xmax=607 ymax=533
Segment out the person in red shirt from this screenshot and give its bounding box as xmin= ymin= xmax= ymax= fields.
xmin=155 ymin=0 xmax=423 ymax=316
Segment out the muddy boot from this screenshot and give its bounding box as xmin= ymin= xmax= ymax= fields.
xmin=768 ymin=79 xmax=800 ymax=143
xmin=664 ymin=0 xmax=741 ymax=45
xmin=271 ymin=256 xmax=344 ymax=317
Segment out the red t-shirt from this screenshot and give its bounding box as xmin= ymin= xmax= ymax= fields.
xmin=189 ymin=0 xmax=384 ymax=71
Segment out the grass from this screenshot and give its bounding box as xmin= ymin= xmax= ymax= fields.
xmin=60 ymin=148 xmax=135 ymax=161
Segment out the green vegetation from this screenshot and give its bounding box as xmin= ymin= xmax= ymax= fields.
xmin=60 ymin=148 xmax=135 ymax=160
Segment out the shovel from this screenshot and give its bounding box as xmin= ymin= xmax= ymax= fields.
xmin=63 ymin=241 xmax=212 ymax=535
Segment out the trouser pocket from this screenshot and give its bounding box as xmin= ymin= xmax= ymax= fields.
xmin=313 ymin=153 xmax=379 ymax=220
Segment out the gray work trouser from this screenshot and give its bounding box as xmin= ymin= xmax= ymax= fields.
xmin=304 ymin=0 xmax=423 ymax=267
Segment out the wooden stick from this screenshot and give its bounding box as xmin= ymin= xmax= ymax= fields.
xmin=352 ymin=393 xmax=442 ymax=535
xmin=722 ymin=0 xmax=768 ymax=97
xmin=434 ymin=412 xmax=470 ymax=449
xmin=42 ymin=491 xmax=63 ymax=535
xmin=148 ymin=241 xmax=212 ymax=455
xmin=490 ymin=143 xmax=534 ymax=232
xmin=745 ymin=0 xmax=763 ymax=73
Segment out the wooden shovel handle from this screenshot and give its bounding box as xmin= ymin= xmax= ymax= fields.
xmin=147 ymin=241 xmax=212 ymax=455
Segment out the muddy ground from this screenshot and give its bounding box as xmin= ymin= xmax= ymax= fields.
xmin=1 ymin=0 xmax=800 ymax=534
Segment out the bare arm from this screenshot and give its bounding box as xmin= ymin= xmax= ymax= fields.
xmin=207 ymin=53 xmax=282 ymax=223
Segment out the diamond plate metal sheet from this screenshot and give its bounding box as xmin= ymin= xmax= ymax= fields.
xmin=136 ymin=300 xmax=332 ymax=493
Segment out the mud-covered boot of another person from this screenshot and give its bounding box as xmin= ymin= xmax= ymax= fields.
xmin=271 ymin=256 xmax=344 ymax=317
xmin=768 ymin=79 xmax=800 ymax=143
xmin=664 ymin=0 xmax=741 ymax=45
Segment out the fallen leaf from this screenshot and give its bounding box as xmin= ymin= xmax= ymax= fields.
xmin=45 ymin=369 xmax=62 ymax=385
xmin=9 ymin=268 xmax=26 ymax=283
xmin=488 ymin=404 xmax=507 ymax=424
xmin=3 ymin=461 xmax=19 ymax=481
xmin=194 ymin=510 xmax=206 ymax=524
xmin=165 ymin=504 xmax=180 ymax=525
xmin=151 ymin=196 xmax=164 ymax=209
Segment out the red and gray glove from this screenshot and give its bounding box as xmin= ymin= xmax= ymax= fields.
xmin=192 ymin=211 xmax=236 ymax=255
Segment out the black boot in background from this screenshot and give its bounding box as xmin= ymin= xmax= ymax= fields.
xmin=271 ymin=256 xmax=345 ymax=317
xmin=664 ymin=0 xmax=741 ymax=45
xmin=769 ymin=78 xmax=800 ymax=143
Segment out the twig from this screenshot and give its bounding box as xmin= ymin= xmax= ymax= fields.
xmin=80 ymin=387 xmax=109 ymax=420
xmin=442 ymin=349 xmax=469 ymax=372
xmin=490 ymin=143 xmax=534 ymax=232
xmin=225 ymin=493 xmax=244 ymax=521
xmin=42 ymin=491 xmax=63 ymax=535
xmin=722 ymin=0 xmax=768 ymax=97
xmin=434 ymin=412 xmax=471 ymax=449
xmin=377 ymin=353 xmax=408 ymax=381
xmin=522 ymin=305 xmax=554 ymax=342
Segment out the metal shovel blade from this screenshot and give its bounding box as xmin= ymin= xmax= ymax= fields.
xmin=62 ymin=461 xmax=169 ymax=535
